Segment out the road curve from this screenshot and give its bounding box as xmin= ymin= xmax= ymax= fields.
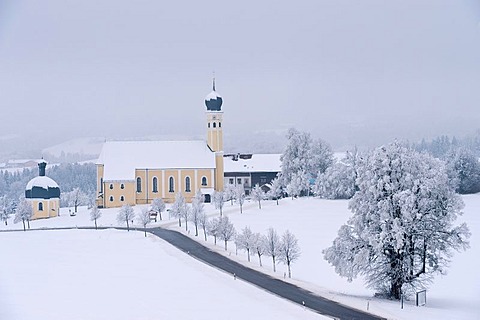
xmin=148 ymin=227 xmax=385 ymax=320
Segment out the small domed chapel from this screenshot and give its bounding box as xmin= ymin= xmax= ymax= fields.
xmin=25 ymin=160 xmax=60 ymax=219
xmin=96 ymin=80 xmax=225 ymax=208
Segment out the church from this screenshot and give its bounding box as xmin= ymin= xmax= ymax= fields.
xmin=96 ymin=80 xmax=224 ymax=208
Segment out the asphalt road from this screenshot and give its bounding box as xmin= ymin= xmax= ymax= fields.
xmin=148 ymin=227 xmax=385 ymax=320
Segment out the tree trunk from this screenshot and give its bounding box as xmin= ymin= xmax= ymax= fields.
xmin=22 ymin=219 xmax=26 ymax=231
xmin=203 ymin=227 xmax=207 ymax=241
xmin=214 ymin=235 xmax=217 ymax=245
xmin=144 ymin=225 xmax=147 ymax=237
xmin=94 ymin=219 xmax=97 ymax=230
xmin=185 ymin=219 xmax=188 ymax=231
xmin=224 ymin=240 xmax=228 ymax=251
xmin=5 ymin=220 xmax=7 ymax=226
xmin=75 ymin=203 xmax=78 ymax=213
xmin=220 ymin=207 xmax=223 ymax=217
xmin=390 ymin=281 xmax=402 ymax=300
xmin=276 ymin=198 xmax=278 ymax=205
xmin=178 ymin=218 xmax=181 ymax=227
xmin=258 ymin=253 xmax=262 ymax=266
xmin=287 ymin=261 xmax=291 ymax=278
xmin=240 ymin=204 xmax=243 ymax=214
xmin=247 ymin=249 xmax=250 ymax=262
xmin=126 ymin=219 xmax=130 ymax=231
xmin=195 ymin=223 xmax=198 ymax=236
xmin=258 ymin=200 xmax=261 ymax=209
xmin=27 ymin=219 xmax=30 ymax=229
xmin=272 ymin=256 xmax=276 ymax=272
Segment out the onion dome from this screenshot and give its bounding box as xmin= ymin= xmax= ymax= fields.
xmin=205 ymin=78 xmax=223 ymax=111
xmin=25 ymin=160 xmax=60 ymax=199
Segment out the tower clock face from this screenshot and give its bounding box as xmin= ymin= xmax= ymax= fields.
xmin=212 ymin=115 xmax=217 ymax=120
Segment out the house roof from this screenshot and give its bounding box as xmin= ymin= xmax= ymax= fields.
xmin=97 ymin=140 xmax=216 ymax=181
xmin=224 ymin=154 xmax=281 ymax=173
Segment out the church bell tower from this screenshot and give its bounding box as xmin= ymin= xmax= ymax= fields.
xmin=205 ymin=77 xmax=224 ymax=191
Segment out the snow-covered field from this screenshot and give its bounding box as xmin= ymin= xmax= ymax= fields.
xmin=1 ymin=194 xmax=479 ymax=320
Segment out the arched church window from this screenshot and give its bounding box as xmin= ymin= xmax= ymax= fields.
xmin=110 ymin=184 xmax=113 ymax=190
xmin=213 ymin=122 xmax=216 ymax=128
xmin=120 ymin=196 xmax=124 ymax=202
xmin=185 ymin=177 xmax=191 ymax=192
xmin=201 ymin=176 xmax=207 ymax=186
xmin=100 ymin=178 xmax=103 ymax=193
xmin=121 ymin=183 xmax=124 ymax=189
xmin=136 ymin=177 xmax=142 ymax=193
xmin=38 ymin=202 xmax=43 ymax=211
xmin=169 ymin=177 xmax=175 ymax=193
xmin=219 ymin=122 xmax=221 ymax=128
xmin=109 ymin=196 xmax=114 ymax=202
xmin=153 ymin=177 xmax=158 ymax=193
xmin=208 ymin=123 xmax=211 ymax=128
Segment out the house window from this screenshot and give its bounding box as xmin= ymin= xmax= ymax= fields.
xmin=153 ymin=177 xmax=158 ymax=193
xmin=213 ymin=122 xmax=216 ymax=128
xmin=169 ymin=177 xmax=174 ymax=192
xmin=136 ymin=177 xmax=142 ymax=193
xmin=201 ymin=176 xmax=207 ymax=186
xmin=121 ymin=183 xmax=124 ymax=189
xmin=260 ymin=176 xmax=267 ymax=184
xmin=120 ymin=196 xmax=124 ymax=202
xmin=110 ymin=183 xmax=114 ymax=190
xmin=38 ymin=202 xmax=43 ymax=211
xmin=229 ymin=178 xmax=234 ymax=184
xmin=237 ymin=178 xmax=242 ymax=185
xmin=185 ymin=177 xmax=191 ymax=192
xmin=109 ymin=196 xmax=114 ymax=202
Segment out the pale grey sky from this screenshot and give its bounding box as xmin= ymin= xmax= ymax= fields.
xmin=1 ymin=0 xmax=480 ymax=152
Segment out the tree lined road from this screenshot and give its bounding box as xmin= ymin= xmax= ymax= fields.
xmin=149 ymin=227 xmax=385 ymax=320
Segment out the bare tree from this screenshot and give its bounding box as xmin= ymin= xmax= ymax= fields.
xmin=151 ymin=198 xmax=165 ymax=221
xmin=235 ymin=185 xmax=245 ymax=214
xmin=213 ymin=191 xmax=226 ymax=216
xmin=137 ymin=208 xmax=152 ymax=237
xmin=236 ymin=226 xmax=256 ymax=261
xmin=171 ymin=192 xmax=186 ymax=227
xmin=264 ymin=227 xmax=281 ymax=272
xmin=14 ymin=199 xmax=33 ymax=231
xmin=225 ymin=184 xmax=236 ymax=205
xmin=198 ymin=211 xmax=208 ymax=241
xmin=0 ymin=196 xmax=13 ymax=226
xmin=207 ymin=217 xmax=221 ymax=245
xmin=279 ymin=230 xmax=301 ymax=278
xmin=218 ymin=216 xmax=236 ymax=251
xmin=253 ymin=232 xmax=266 ymax=266
xmin=190 ymin=191 xmax=204 ymax=236
xmin=251 ymin=184 xmax=264 ymax=209
xmin=117 ymin=204 xmax=135 ymax=231
xmin=90 ymin=206 xmax=102 ymax=230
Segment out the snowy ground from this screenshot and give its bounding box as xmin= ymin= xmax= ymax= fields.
xmin=1 ymin=194 xmax=479 ymax=320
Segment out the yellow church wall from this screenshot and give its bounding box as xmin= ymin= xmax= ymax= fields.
xmin=103 ymin=181 xmax=135 ymax=208
xmin=206 ymin=112 xmax=223 ymax=152
xmin=215 ymin=153 xmax=224 ymax=191
xmin=31 ymin=198 xmax=59 ymax=220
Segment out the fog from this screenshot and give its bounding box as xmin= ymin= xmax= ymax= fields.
xmin=1 ymin=0 xmax=479 ymax=156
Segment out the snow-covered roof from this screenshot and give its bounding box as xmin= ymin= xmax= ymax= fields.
xmin=26 ymin=176 xmax=59 ymax=190
xmin=224 ymin=154 xmax=281 ymax=173
xmin=205 ymin=90 xmax=222 ymax=101
xmin=97 ymin=140 xmax=216 ymax=181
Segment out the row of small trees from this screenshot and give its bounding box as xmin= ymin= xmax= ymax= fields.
xmin=235 ymin=226 xmax=300 ymax=278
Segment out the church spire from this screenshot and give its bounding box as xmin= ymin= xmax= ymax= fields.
xmin=212 ymin=72 xmax=216 ymax=91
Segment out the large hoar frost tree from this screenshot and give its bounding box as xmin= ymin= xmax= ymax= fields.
xmin=324 ymin=142 xmax=470 ymax=299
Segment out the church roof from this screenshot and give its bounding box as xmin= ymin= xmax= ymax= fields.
xmin=26 ymin=176 xmax=59 ymax=191
xmin=224 ymin=154 xmax=282 ymax=173
xmin=97 ymin=140 xmax=216 ymax=181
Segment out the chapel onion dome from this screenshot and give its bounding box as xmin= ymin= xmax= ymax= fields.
xmin=205 ymin=78 xmax=223 ymax=111
xmin=25 ymin=160 xmax=60 ymax=199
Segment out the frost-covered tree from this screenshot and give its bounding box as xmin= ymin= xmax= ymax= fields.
xmin=253 ymin=232 xmax=266 ymax=266
xmin=235 ymin=226 xmax=256 ymax=261
xmin=90 ymin=206 xmax=102 ymax=230
xmin=315 ymin=149 xmax=361 ymax=200
xmin=250 ymin=184 xmax=264 ymax=209
xmin=218 ymin=216 xmax=236 ymax=251
xmin=117 ymin=204 xmax=135 ymax=232
xmin=264 ymin=227 xmax=281 ymax=272
xmin=286 ymin=170 xmax=309 ymax=199
xmin=267 ymin=177 xmax=283 ymax=205
xmin=224 ymin=184 xmax=236 ymax=206
xmin=235 ymin=185 xmax=245 ymax=214
xmin=448 ymin=148 xmax=480 ymax=194
xmin=137 ymin=208 xmax=152 ymax=237
xmin=198 ymin=211 xmax=208 ymax=241
xmin=0 ymin=195 xmax=14 ymax=226
xmin=213 ymin=190 xmax=226 ymax=216
xmin=14 ymin=199 xmax=33 ymax=231
xmin=171 ymin=192 xmax=186 ymax=227
xmin=207 ymin=217 xmax=221 ymax=245
xmin=190 ymin=191 xmax=204 ymax=236
xmin=279 ymin=230 xmax=301 ymax=278
xmin=61 ymin=187 xmax=88 ymax=212
xmin=280 ymin=128 xmax=333 ymax=190
xmin=150 ymin=198 xmax=166 ymax=221
xmin=324 ymin=142 xmax=470 ymax=299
